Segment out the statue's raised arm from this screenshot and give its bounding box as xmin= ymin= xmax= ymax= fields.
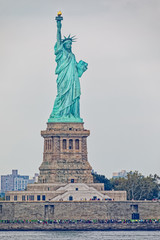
xmin=56 ymin=11 xmax=63 ymax=47
xmin=48 ymin=12 xmax=88 ymax=123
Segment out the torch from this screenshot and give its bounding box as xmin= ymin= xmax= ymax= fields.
xmin=55 ymin=11 xmax=63 ymax=21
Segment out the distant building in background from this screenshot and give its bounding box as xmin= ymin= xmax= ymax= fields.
xmin=1 ymin=170 xmax=38 ymax=193
xmin=112 ymin=170 xmax=127 ymax=179
xmin=0 ymin=192 xmax=5 ymax=199
xmin=32 ymin=173 xmax=39 ymax=183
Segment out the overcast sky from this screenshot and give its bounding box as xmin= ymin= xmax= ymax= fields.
xmin=0 ymin=0 xmax=160 ymax=179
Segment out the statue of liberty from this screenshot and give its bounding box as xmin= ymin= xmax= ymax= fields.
xmin=48 ymin=12 xmax=88 ymax=123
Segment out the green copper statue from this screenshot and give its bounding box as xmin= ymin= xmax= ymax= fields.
xmin=48 ymin=12 xmax=88 ymax=123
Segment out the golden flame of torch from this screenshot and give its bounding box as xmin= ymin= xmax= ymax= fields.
xmin=57 ymin=11 xmax=62 ymax=16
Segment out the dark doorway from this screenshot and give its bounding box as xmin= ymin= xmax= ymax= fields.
xmin=132 ymin=213 xmax=140 ymax=220
xmin=69 ymin=196 xmax=73 ymax=201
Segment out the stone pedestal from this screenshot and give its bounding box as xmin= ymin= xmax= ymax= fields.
xmin=5 ymin=122 xmax=127 ymax=202
xmin=38 ymin=122 xmax=93 ymax=184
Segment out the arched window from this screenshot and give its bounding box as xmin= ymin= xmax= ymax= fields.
xmin=63 ymin=139 xmax=67 ymax=149
xmin=69 ymin=139 xmax=73 ymax=149
xmin=75 ymin=139 xmax=79 ymax=149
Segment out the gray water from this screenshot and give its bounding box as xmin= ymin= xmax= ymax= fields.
xmin=0 ymin=231 xmax=160 ymax=240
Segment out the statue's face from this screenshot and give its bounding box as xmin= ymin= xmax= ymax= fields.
xmin=64 ymin=41 xmax=72 ymax=51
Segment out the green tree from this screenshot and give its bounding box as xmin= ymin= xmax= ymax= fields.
xmin=110 ymin=171 xmax=159 ymax=200
xmin=0 ymin=197 xmax=5 ymax=201
xmin=92 ymin=172 xmax=112 ymax=190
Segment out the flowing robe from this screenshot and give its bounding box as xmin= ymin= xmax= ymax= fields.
xmin=49 ymin=42 xmax=87 ymax=122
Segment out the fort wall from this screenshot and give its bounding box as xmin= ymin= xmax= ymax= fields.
xmin=0 ymin=201 xmax=160 ymax=221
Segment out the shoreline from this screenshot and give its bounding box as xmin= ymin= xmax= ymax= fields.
xmin=1 ymin=223 xmax=160 ymax=231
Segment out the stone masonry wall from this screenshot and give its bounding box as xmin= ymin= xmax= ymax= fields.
xmin=0 ymin=201 xmax=160 ymax=220
xmin=39 ymin=122 xmax=93 ymax=184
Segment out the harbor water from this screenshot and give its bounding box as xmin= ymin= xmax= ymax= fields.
xmin=0 ymin=231 xmax=160 ymax=240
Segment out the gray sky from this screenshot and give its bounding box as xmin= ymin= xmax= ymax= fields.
xmin=0 ymin=0 xmax=160 ymax=179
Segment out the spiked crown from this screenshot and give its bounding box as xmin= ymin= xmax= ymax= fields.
xmin=62 ymin=34 xmax=77 ymax=44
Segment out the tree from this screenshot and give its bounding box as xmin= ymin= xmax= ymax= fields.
xmin=92 ymin=172 xmax=112 ymax=190
xmin=0 ymin=197 xmax=5 ymax=201
xmin=110 ymin=171 xmax=160 ymax=200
